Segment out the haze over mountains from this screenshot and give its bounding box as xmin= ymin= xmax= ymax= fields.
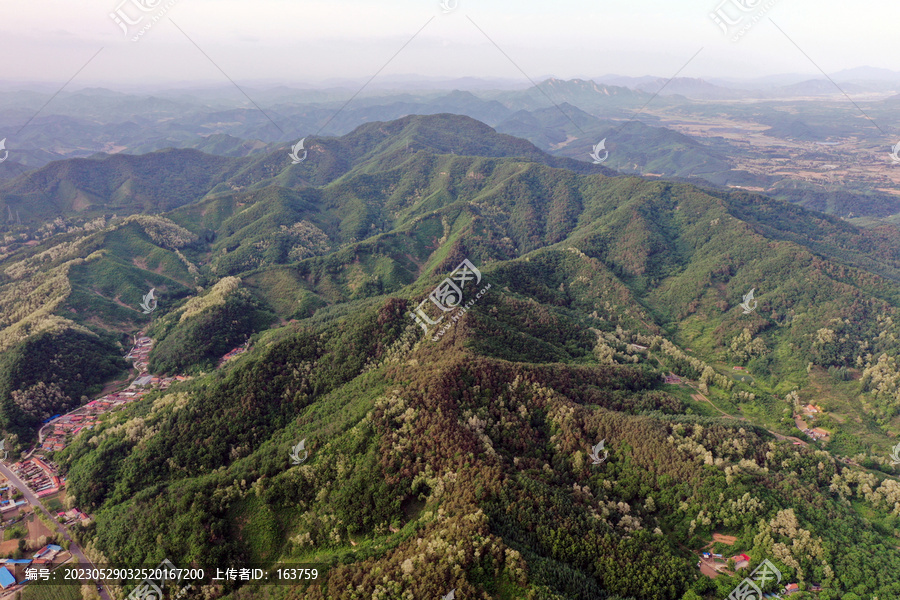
xmin=4 ymin=68 xmax=900 ymax=236
xmin=4 ymin=65 xmax=900 ymax=165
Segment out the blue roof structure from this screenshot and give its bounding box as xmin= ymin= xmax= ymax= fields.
xmin=33 ymin=543 xmax=64 ymax=559
xmin=0 ymin=567 xmax=14 ymax=588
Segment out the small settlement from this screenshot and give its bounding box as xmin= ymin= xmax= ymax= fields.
xmin=796 ymin=403 xmax=831 ymax=442
xmin=695 ymin=534 xmax=814 ymax=596
xmin=39 ymin=334 xmax=189 ymax=454
xmin=218 ymin=339 xmax=250 ymax=367
xmin=9 ymin=457 xmax=59 ymax=499
xmin=0 ymin=333 xmax=251 ymax=596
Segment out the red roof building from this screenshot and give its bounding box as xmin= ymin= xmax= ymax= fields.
xmin=730 ymin=553 xmax=751 ymax=569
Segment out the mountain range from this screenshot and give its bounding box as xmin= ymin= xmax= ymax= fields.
xmin=1 ymin=114 xmax=900 ymax=598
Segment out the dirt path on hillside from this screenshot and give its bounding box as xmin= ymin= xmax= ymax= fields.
xmin=653 ymin=352 xmax=900 ymax=478
xmin=683 ymin=381 xmax=810 ymax=447
xmin=691 ymin=392 xmax=737 ymax=419
xmin=712 ymin=533 xmax=737 ymax=545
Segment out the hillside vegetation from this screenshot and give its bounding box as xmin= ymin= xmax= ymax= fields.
xmin=1 ymin=115 xmax=900 ymax=599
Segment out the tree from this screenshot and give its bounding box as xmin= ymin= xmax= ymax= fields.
xmin=10 ymin=381 xmax=70 ymax=422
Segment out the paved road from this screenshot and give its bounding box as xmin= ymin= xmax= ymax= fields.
xmin=0 ymin=461 xmax=110 ymax=600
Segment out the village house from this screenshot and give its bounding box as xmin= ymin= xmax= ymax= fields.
xmin=729 ymin=553 xmax=750 ymax=569
xmin=32 ymin=544 xmax=62 ymax=562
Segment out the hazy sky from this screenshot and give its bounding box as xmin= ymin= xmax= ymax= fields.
xmin=1 ymin=0 xmax=897 ymax=88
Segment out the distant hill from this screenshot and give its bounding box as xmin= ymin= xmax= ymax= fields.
xmin=127 ymin=133 xmax=272 ymax=157
xmin=635 ymin=77 xmax=745 ymax=100
xmin=0 ymin=149 xmax=244 ymax=221
xmin=503 ymin=78 xmax=652 ymax=111
xmin=831 ymin=66 xmax=900 ymax=83
xmin=771 ymin=78 xmax=869 ymax=97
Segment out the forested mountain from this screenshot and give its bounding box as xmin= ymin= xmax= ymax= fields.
xmin=0 ymin=114 xmax=607 ymax=224
xmin=2 ymin=114 xmax=900 ymax=599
